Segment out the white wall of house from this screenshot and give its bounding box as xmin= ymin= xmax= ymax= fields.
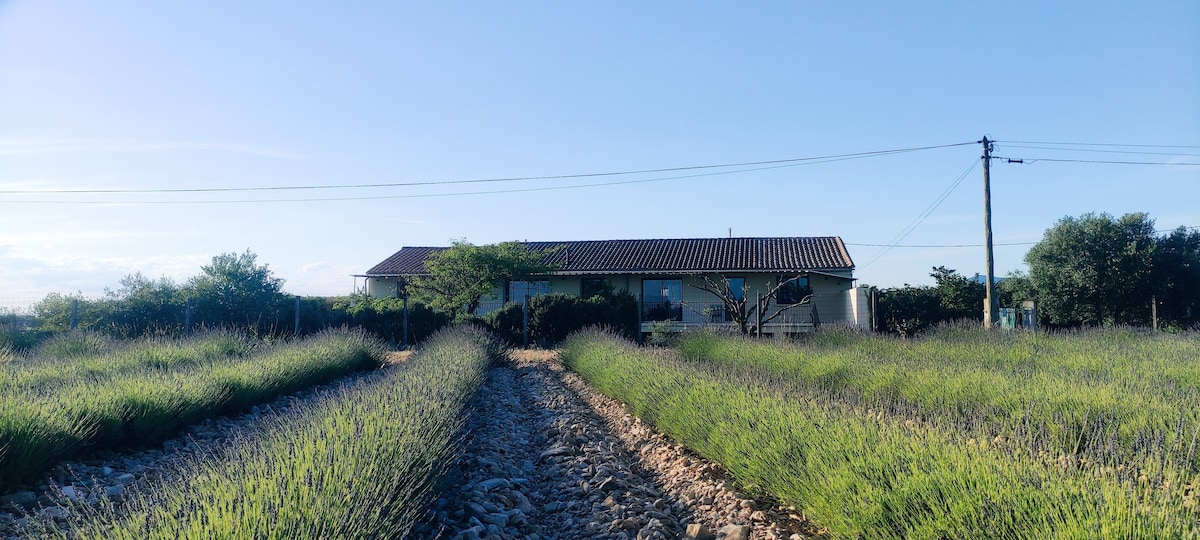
xmin=367 ymin=272 xmax=865 ymax=330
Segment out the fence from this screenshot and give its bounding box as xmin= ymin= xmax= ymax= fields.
xmin=641 ymin=300 xmax=819 ymax=329
xmin=0 ymin=298 xmax=39 ymax=316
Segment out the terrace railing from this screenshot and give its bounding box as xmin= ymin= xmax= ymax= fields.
xmin=641 ymin=300 xmax=818 ymax=328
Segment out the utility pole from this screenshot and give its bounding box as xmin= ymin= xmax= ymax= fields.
xmin=982 ymin=136 xmax=998 ymax=327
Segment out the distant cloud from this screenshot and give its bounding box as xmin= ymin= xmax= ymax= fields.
xmin=0 ymin=248 xmax=207 ymax=299
xmin=0 ymin=139 xmax=310 ymax=161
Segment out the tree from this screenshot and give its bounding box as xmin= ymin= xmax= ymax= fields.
xmin=185 ymin=250 xmax=289 ymax=333
xmin=104 ymin=272 xmax=185 ymax=337
xmin=930 ymin=266 xmax=986 ymax=321
xmin=1152 ymin=226 xmax=1200 ymax=329
xmin=1024 ymin=212 xmax=1156 ymax=327
xmin=412 ymin=240 xmax=556 ymax=320
xmin=873 ymin=267 xmax=983 ymax=337
xmin=690 ymin=274 xmax=812 ymax=335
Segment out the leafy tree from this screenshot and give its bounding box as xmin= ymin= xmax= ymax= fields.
xmin=995 ymin=271 xmax=1035 ymax=308
xmin=104 ymin=272 xmax=185 ymax=337
xmin=1151 ymin=226 xmax=1200 ymax=329
xmin=930 ymin=266 xmax=986 ymax=320
xmin=1025 ymin=212 xmax=1156 ymax=327
xmin=185 ymin=250 xmax=290 ymax=334
xmin=31 ymin=293 xmax=106 ymax=333
xmin=483 ymin=289 xmax=638 ymax=346
xmin=332 ymin=294 xmax=450 ymax=346
xmin=874 ymin=267 xmax=985 ymax=337
xmin=412 ymin=240 xmax=556 ymax=320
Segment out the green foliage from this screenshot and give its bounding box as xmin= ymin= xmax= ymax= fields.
xmin=332 ymin=294 xmax=450 ymax=347
xmin=52 ymin=327 xmax=493 ymax=539
xmin=185 ymin=249 xmax=290 ymax=334
xmin=1152 ymin=226 xmax=1200 ymax=329
xmin=103 ymin=272 xmax=186 ymax=337
xmin=0 ymin=312 xmax=50 ymax=353
xmin=413 ymin=240 xmax=556 ymax=318
xmin=874 ymin=266 xmax=985 ymax=337
xmin=482 ymin=290 xmax=637 ymax=346
xmin=563 ymin=329 xmax=1200 ymax=538
xmin=32 ymin=293 xmax=108 ymax=333
xmin=1025 ymin=212 xmax=1157 ymax=327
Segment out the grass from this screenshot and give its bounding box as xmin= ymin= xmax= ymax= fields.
xmin=40 ymin=326 xmax=496 ymax=539
xmin=0 ymin=329 xmax=385 ymax=487
xmin=563 ymin=328 xmax=1200 ymax=539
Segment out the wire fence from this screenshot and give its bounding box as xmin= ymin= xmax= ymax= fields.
xmin=0 ymin=298 xmax=39 ymax=315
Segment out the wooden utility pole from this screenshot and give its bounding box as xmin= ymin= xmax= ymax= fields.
xmin=982 ymin=136 xmax=998 ymax=327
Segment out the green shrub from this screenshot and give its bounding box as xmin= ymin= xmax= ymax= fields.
xmin=483 ymin=290 xmax=638 ymax=347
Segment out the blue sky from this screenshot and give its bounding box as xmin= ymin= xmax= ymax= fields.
xmin=1 ymin=2 xmax=1197 ymax=305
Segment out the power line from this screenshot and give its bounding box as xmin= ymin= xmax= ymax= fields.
xmin=994 ymin=156 xmax=1200 ymax=166
xmin=859 ymin=159 xmax=979 ymax=268
xmin=996 ymin=140 xmax=1200 ymax=149
xmin=847 ymin=241 xmax=1036 ymax=248
xmin=0 ymin=152 xmax=913 ymax=205
xmin=995 ymin=144 xmax=1200 ymax=158
xmin=0 ymin=141 xmax=976 ymax=196
xmin=848 ymin=226 xmax=1198 ymax=249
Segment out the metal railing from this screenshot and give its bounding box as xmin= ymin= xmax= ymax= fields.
xmin=641 ymin=300 xmax=818 ymax=327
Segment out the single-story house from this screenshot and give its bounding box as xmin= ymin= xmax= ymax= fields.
xmin=357 ymin=237 xmax=871 ymax=337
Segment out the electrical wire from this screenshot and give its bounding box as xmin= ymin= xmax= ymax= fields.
xmin=994 ymin=144 xmax=1200 ymax=158
xmin=0 ymin=141 xmax=976 ymax=195
xmin=994 ymin=156 xmax=1200 ymax=166
xmin=847 ymin=241 xmax=1036 ymax=248
xmin=847 ymin=227 xmax=1198 ymax=249
xmin=858 ymin=159 xmax=979 ymax=268
xmin=995 ymin=140 xmax=1200 ymax=149
xmin=0 ymin=151 xmax=910 ymax=205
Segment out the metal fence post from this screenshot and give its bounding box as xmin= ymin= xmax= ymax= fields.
xmin=402 ymin=295 xmax=409 ymax=349
xmin=294 ymin=295 xmax=301 ymax=337
xmin=522 ymin=294 xmax=530 ymax=349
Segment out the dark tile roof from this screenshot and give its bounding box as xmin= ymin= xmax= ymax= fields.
xmin=364 ymin=237 xmax=854 ymax=277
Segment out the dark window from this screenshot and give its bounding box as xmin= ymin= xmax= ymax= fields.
xmin=508 ymin=280 xmax=550 ymax=303
xmin=642 ymin=279 xmax=683 ymax=321
xmin=581 ymin=278 xmax=609 ymax=298
xmin=726 ymin=277 xmax=745 ymax=301
xmin=777 ymin=276 xmax=811 ymax=305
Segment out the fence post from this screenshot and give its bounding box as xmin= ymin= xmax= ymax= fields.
xmin=756 ymin=292 xmax=763 ymax=338
xmin=522 ymin=294 xmax=530 ymax=349
xmin=1152 ymin=295 xmax=1158 ymax=333
xmin=294 ymin=295 xmax=301 ymax=337
xmin=636 ymin=294 xmax=643 ymax=345
xmin=402 ymin=296 xmax=409 ymax=349
xmin=185 ymin=298 xmax=193 ymax=337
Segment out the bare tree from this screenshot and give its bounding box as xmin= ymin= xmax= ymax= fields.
xmin=690 ymin=274 xmax=812 ymax=335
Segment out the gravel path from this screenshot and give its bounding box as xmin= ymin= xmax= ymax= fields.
xmin=415 ymin=351 xmax=821 ymax=540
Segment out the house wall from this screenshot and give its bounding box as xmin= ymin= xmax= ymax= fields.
xmin=366 ymin=272 xmax=866 ymax=328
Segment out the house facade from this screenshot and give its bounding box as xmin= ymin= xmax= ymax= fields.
xmin=358 ymin=237 xmax=870 ymax=337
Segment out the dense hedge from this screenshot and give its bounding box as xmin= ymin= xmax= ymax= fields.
xmin=482 ymin=291 xmax=638 ymax=347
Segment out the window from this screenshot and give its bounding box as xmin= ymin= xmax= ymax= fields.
xmin=642 ymin=279 xmax=683 ymax=321
xmin=581 ymin=278 xmax=609 ymax=298
xmin=777 ymin=276 xmax=811 ymax=305
xmin=508 ymin=280 xmax=550 ymax=303
xmin=726 ymin=277 xmax=745 ymax=301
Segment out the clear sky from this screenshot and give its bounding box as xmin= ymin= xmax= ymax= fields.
xmin=1 ymin=1 xmax=1198 ymax=307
